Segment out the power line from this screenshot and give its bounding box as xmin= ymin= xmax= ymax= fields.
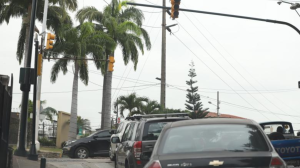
xmin=176 ymin=21 xmax=282 ymax=120
xmin=168 ymin=85 xmax=300 ymax=119
xmin=182 ymin=6 xmax=300 ymax=119
xmin=180 ymin=12 xmax=288 ymax=120
xmin=170 ymin=32 xmax=270 ymax=120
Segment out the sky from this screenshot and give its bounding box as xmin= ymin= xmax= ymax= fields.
xmin=1 ymin=0 xmax=300 ymax=130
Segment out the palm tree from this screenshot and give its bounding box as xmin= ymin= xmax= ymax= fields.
xmin=0 ymin=0 xmax=77 ymax=65
xmin=77 ymin=116 xmax=91 ymax=134
xmin=114 ymin=93 xmax=148 ymax=117
xmin=48 ymin=22 xmax=115 ymax=140
xmin=76 ymin=0 xmax=151 ymax=129
xmin=140 ymin=100 xmax=161 ymax=115
xmin=41 ymin=107 xmax=57 ymax=122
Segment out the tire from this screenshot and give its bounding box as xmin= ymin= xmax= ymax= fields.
xmin=109 ymin=147 xmax=115 ymax=161
xmin=75 ymin=147 xmax=89 ymax=159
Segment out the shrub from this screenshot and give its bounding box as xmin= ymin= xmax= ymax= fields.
xmin=39 ymin=137 xmax=55 ymax=146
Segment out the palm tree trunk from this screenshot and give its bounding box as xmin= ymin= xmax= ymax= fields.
xmin=102 ymin=52 xmax=114 ymax=129
xmin=23 ymin=4 xmax=32 ymax=67
xmin=68 ymin=62 xmax=79 ymax=140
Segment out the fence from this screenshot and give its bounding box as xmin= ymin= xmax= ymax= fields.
xmin=38 ymin=123 xmax=57 ymax=139
xmin=0 ymin=75 xmax=13 ymax=168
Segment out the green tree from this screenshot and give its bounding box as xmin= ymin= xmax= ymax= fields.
xmin=76 ymin=0 xmax=151 ymax=129
xmin=48 ymin=22 xmax=115 ymax=140
xmin=77 ymin=116 xmax=91 ymax=134
xmin=185 ymin=61 xmax=209 ymax=119
xmin=140 ymin=100 xmax=161 ymax=115
xmin=114 ymin=93 xmax=148 ymax=117
xmin=0 ymin=0 xmax=77 ymax=65
xmin=41 ymin=107 xmax=57 ymax=122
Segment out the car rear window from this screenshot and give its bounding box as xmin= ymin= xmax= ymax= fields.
xmin=159 ymin=124 xmax=269 ymax=154
xmin=142 ymin=121 xmax=169 ymax=140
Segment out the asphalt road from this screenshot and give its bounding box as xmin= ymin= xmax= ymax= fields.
xmin=46 ymin=158 xmax=114 ymax=168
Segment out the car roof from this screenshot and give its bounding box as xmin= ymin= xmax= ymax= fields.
xmin=260 ymin=121 xmax=292 ymax=125
xmin=142 ymin=117 xmax=189 ymax=121
xmin=170 ymin=118 xmax=255 ymax=128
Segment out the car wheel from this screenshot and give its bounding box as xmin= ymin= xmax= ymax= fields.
xmin=109 ymin=147 xmax=115 ymax=161
xmin=75 ymin=147 xmax=89 ymax=159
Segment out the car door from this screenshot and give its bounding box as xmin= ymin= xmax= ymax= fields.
xmin=118 ymin=123 xmax=135 ymax=168
xmin=90 ymin=130 xmax=111 ymax=155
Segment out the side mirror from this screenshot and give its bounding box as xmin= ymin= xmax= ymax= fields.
xmin=93 ymin=135 xmax=98 ymax=139
xmin=111 ymin=137 xmax=120 ymax=144
xmin=109 ymin=130 xmax=116 ymax=134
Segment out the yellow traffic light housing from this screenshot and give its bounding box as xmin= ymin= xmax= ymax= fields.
xmin=171 ymin=0 xmax=181 ymax=19
xmin=108 ymin=56 xmax=115 ymax=72
xmin=46 ymin=33 xmax=55 ymax=49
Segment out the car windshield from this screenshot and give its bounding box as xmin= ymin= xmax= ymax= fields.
xmin=142 ymin=122 xmax=169 ymax=140
xmin=87 ymin=131 xmax=98 ymax=137
xmin=159 ymin=124 xmax=269 ymax=154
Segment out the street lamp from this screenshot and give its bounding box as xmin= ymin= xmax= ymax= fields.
xmin=277 ymin=1 xmax=300 ymax=16
xmin=155 ymin=77 xmax=161 ymax=81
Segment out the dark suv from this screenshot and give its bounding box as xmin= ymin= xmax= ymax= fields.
xmin=111 ymin=113 xmax=190 ymax=168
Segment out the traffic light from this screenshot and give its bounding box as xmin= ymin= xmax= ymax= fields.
xmin=108 ymin=56 xmax=115 ymax=72
xmin=46 ymin=33 xmax=55 ymax=49
xmin=37 ymin=54 xmax=43 ymax=76
xmin=171 ymin=0 xmax=181 ymax=19
xmin=298 ymin=81 xmax=300 ymax=89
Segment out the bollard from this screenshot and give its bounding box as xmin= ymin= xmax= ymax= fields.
xmin=40 ymin=157 xmax=46 ymax=168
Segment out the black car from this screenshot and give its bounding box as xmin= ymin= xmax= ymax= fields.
xmin=111 ymin=113 xmax=190 ymax=168
xmin=63 ymin=129 xmax=115 ymax=158
xmin=144 ymin=118 xmax=287 ymax=168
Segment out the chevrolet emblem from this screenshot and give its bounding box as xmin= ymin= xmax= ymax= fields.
xmin=209 ymin=160 xmax=224 ymax=166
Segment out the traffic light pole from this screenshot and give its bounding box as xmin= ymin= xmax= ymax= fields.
xmin=35 ymin=0 xmax=49 ymax=151
xmin=27 ymin=36 xmax=39 ymax=161
xmin=161 ymin=0 xmax=167 ymax=110
xmin=126 ymin=2 xmax=300 ymax=35
xmin=14 ymin=0 xmax=38 ymax=157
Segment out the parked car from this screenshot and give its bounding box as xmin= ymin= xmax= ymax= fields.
xmin=260 ymin=121 xmax=300 ymax=166
xmin=111 ymin=113 xmax=190 ymax=168
xmin=63 ymin=129 xmax=115 ymax=158
xmin=144 ymin=118 xmax=286 ymax=168
xmin=109 ymin=119 xmax=132 ymax=161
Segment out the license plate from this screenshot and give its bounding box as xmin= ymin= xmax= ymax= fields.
xmin=286 ymin=160 xmax=300 ymax=166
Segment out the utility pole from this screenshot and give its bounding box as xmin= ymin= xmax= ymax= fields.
xmin=35 ymin=0 xmax=49 ymax=151
xmin=14 ymin=0 xmax=38 ymax=157
xmin=217 ymin=91 xmax=220 ymax=117
xmin=161 ymin=0 xmax=167 ymax=109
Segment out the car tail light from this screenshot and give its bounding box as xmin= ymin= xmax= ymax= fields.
xmin=133 ymin=141 xmax=142 ymax=165
xmin=270 ymin=157 xmax=285 ymax=168
xmin=147 ymin=161 xmax=162 ymax=168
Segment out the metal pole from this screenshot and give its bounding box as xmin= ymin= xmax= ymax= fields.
xmin=14 ymin=0 xmax=39 ymax=157
xmin=35 ymin=0 xmax=49 ymax=151
xmin=217 ymin=91 xmax=220 ymax=117
xmin=43 ymin=122 xmax=44 ymax=138
xmin=28 ymin=36 xmax=39 ymax=161
xmin=126 ymin=2 xmax=300 ymax=35
xmin=115 ymin=98 xmax=118 ymax=124
xmin=161 ymin=0 xmax=166 ymax=109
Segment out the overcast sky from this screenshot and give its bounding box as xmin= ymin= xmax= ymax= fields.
xmin=1 ymin=0 xmax=300 ymax=130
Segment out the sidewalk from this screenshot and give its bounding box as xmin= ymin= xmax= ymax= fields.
xmin=13 ymin=156 xmax=57 ymax=168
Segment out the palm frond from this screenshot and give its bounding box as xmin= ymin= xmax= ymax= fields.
xmin=79 ymin=61 xmax=89 ymax=85
xmin=16 ymin=23 xmax=27 ymax=64
xmin=50 ymin=59 xmax=69 ymax=83
xmin=140 ymin=27 xmax=151 ymax=50
xmin=116 ymin=21 xmax=142 ymax=35
xmin=76 ymin=6 xmax=103 ymax=23
xmin=120 ymin=6 xmax=144 ymax=26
